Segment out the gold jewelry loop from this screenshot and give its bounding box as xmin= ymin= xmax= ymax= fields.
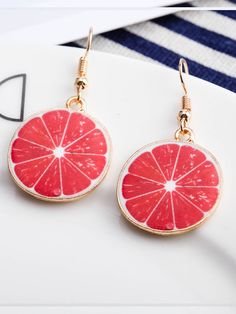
xmin=66 ymin=96 xmax=85 ymax=112
xmin=76 ymin=84 xmax=83 ymax=98
xmin=180 ymin=117 xmax=187 ymax=131
xmin=179 ymin=58 xmax=189 ymax=96
xmin=175 ymin=127 xmax=194 ymax=143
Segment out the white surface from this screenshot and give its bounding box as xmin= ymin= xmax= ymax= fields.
xmin=0 ymin=306 xmax=236 ymax=314
xmin=0 ymin=45 xmax=235 ymax=312
xmin=0 ymin=0 xmax=193 ymax=45
xmin=0 ymin=0 xmax=189 ymax=45
xmin=0 ymin=8 xmax=179 ymax=45
xmin=0 ymin=0 xmax=185 ymax=45
xmin=0 ymin=0 xmax=191 ymax=8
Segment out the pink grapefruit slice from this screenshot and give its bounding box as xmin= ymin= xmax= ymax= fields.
xmin=8 ymin=109 xmax=111 ymax=201
xmin=117 ymin=141 xmax=222 ymax=235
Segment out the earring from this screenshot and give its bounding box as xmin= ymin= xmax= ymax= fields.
xmin=117 ymin=58 xmax=222 ymax=235
xmin=8 ymin=28 xmax=111 ymax=202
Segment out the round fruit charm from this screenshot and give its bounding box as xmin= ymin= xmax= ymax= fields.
xmin=117 ymin=141 xmax=221 ymax=235
xmin=9 ymin=109 xmax=111 ymax=201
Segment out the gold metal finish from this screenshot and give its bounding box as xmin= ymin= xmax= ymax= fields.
xmin=66 ymin=96 xmax=85 ymax=111
xmin=175 ymin=127 xmax=194 ymax=142
xmin=67 ymin=27 xmax=93 ymax=111
xmin=175 ymin=58 xmax=194 ymax=142
xmin=179 ymin=57 xmax=189 ymax=96
xmin=84 ymin=27 xmax=93 ymax=59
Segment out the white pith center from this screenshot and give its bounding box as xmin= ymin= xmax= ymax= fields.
xmin=165 ymin=180 xmax=176 ymax=192
xmin=54 ymin=146 xmax=65 ymax=158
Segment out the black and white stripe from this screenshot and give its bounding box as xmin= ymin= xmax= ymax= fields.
xmin=64 ymin=0 xmax=236 ymax=93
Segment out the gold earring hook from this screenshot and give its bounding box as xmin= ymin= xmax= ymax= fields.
xmin=84 ymin=27 xmax=93 ymax=59
xmin=78 ymin=27 xmax=93 ymax=78
xmin=178 ymin=58 xmax=191 ymax=112
xmin=175 ymin=58 xmax=194 ymax=143
xmin=178 ymin=58 xmax=189 ymax=96
xmin=67 ymin=28 xmax=93 ymax=112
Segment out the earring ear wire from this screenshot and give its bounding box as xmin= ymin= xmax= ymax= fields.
xmin=84 ymin=27 xmax=93 ymax=59
xmin=67 ymin=27 xmax=94 ymax=111
xmin=178 ymin=58 xmax=191 ymax=112
xmin=175 ymin=58 xmax=194 ymax=142
xmin=179 ymin=57 xmax=189 ymax=96
xmin=76 ymin=27 xmax=93 ymax=97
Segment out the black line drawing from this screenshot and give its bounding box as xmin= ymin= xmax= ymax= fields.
xmin=0 ymin=74 xmax=27 ymax=122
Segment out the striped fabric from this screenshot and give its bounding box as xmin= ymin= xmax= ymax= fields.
xmin=64 ymin=0 xmax=236 ymax=93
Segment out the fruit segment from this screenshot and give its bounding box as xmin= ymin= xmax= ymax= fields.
xmin=122 ymin=174 xmax=164 ymax=198
xmin=35 ymin=158 xmax=61 ymax=197
xmin=18 ymin=117 xmax=55 ymax=149
xmin=14 ymin=155 xmax=54 ymax=188
xmin=9 ymin=109 xmax=110 ymax=201
xmin=65 ymin=129 xmax=107 ymax=154
xmin=146 ymin=192 xmax=174 ymax=230
xmin=118 ymin=142 xmax=221 ymax=235
xmin=172 ymin=191 xmax=204 ymax=229
xmin=61 ymin=158 xmax=91 ymax=195
xmin=65 ymin=153 xmax=106 ymax=180
xmin=126 ymin=189 xmax=166 ymax=223
xmin=173 ymin=145 xmax=206 ymax=181
xmin=42 ymin=110 xmax=69 ymax=146
xmin=128 ymin=152 xmax=166 ymax=184
xmin=11 ymin=138 xmax=52 ymax=163
xmin=152 ymin=144 xmax=179 ymax=180
xmin=177 ymin=160 xmax=219 ymax=186
xmin=176 ymin=187 xmax=219 ymax=212
xmin=62 ymin=112 xmax=95 ymax=147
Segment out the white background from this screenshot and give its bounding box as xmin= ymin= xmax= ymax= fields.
xmin=0 ymin=0 xmax=189 ymax=44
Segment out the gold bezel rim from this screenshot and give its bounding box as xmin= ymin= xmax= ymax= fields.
xmin=8 ymin=108 xmax=112 ymax=203
xmin=116 ymin=139 xmax=223 ymax=236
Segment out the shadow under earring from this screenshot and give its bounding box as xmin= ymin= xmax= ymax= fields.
xmin=117 ymin=58 xmax=222 ymax=236
xmin=8 ymin=28 xmax=111 ymax=202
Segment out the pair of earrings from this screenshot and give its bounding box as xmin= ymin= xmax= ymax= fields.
xmin=8 ymin=29 xmax=222 ymax=236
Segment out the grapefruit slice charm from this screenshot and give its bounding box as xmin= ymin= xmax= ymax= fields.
xmin=8 ymin=109 xmax=111 ymax=202
xmin=117 ymin=141 xmax=222 ymax=235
